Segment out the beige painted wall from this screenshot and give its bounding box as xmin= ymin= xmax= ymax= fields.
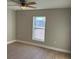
xmin=16 ymin=8 xmax=71 ymax=51
xmin=7 ymin=9 xmax=16 ymax=41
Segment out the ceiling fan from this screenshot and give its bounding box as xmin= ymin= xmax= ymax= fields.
xmin=9 ymin=0 xmax=37 ymax=9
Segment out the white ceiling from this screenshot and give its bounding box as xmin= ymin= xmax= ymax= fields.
xmin=7 ymin=0 xmax=71 ymax=10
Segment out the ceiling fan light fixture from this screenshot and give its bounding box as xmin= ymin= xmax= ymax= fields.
xmin=21 ymin=6 xmax=27 ymax=10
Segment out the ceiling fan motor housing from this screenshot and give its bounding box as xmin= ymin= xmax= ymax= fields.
xmin=20 ymin=0 xmax=26 ymax=6
xmin=21 ymin=3 xmax=26 ymax=6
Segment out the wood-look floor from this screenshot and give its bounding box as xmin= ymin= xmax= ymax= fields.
xmin=7 ymin=42 xmax=71 ymax=59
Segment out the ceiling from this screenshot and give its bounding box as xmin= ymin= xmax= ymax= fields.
xmin=7 ymin=0 xmax=71 ymax=10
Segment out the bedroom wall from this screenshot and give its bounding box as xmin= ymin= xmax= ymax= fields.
xmin=16 ymin=8 xmax=71 ymax=51
xmin=7 ymin=9 xmax=16 ymax=42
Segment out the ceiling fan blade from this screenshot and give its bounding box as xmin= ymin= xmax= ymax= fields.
xmin=26 ymin=5 xmax=36 ymax=8
xmin=8 ymin=5 xmax=19 ymax=6
xmin=10 ymin=0 xmax=26 ymax=4
xmin=10 ymin=0 xmax=19 ymax=3
xmin=26 ymin=2 xmax=36 ymax=5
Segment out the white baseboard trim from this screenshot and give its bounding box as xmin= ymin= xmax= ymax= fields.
xmin=7 ymin=40 xmax=16 ymax=44
xmin=16 ymin=40 xmax=71 ymax=54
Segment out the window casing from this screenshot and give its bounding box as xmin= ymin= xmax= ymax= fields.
xmin=32 ymin=16 xmax=46 ymax=42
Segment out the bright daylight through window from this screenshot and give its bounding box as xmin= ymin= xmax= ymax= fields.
xmin=32 ymin=16 xmax=46 ymax=42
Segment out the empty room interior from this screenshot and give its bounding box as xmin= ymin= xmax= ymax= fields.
xmin=7 ymin=0 xmax=71 ymax=59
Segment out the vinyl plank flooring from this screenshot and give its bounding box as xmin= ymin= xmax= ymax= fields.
xmin=7 ymin=42 xmax=70 ymax=59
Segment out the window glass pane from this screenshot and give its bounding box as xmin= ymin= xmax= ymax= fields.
xmin=33 ymin=16 xmax=46 ymax=28
xmin=33 ymin=29 xmax=45 ymax=41
xmin=32 ymin=16 xmax=46 ymax=42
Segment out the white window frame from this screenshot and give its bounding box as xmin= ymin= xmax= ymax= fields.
xmin=32 ymin=16 xmax=46 ymax=42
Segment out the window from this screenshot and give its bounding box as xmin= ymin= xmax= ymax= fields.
xmin=32 ymin=16 xmax=46 ymax=42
